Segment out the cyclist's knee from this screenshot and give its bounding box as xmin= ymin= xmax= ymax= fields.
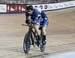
xmin=42 ymin=27 xmax=47 ymax=41
xmin=34 ymin=24 xmax=40 ymax=35
xmin=42 ymin=27 xmax=47 ymax=35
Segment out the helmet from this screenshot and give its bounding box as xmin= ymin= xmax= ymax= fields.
xmin=26 ymin=5 xmax=33 ymax=10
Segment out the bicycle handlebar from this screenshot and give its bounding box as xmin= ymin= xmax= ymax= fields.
xmin=22 ymin=24 xmax=33 ymax=27
xmin=22 ymin=24 xmax=28 ymax=26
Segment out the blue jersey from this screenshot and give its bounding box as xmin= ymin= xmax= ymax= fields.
xmin=32 ymin=9 xmax=41 ymax=20
xmin=25 ymin=8 xmax=48 ymax=27
xmin=41 ymin=11 xmax=48 ymax=21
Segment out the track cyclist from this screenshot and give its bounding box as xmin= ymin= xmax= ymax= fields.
xmin=25 ymin=5 xmax=48 ymax=49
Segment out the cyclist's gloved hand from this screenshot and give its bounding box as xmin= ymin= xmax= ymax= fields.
xmin=26 ymin=20 xmax=30 ymax=24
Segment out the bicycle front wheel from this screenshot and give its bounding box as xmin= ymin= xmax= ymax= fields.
xmin=23 ymin=32 xmax=31 ymax=54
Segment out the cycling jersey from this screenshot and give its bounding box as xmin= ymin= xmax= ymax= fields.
xmin=25 ymin=8 xmax=48 ymax=27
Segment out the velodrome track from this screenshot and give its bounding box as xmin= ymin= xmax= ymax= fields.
xmin=0 ymin=8 xmax=75 ymax=58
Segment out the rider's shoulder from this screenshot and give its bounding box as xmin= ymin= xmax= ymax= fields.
xmin=33 ymin=8 xmax=42 ymax=13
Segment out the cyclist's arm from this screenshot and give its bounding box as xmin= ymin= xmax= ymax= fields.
xmin=41 ymin=11 xmax=48 ymax=20
xmin=25 ymin=12 xmax=30 ymax=20
xmin=33 ymin=9 xmax=41 ymax=20
xmin=25 ymin=12 xmax=31 ymax=24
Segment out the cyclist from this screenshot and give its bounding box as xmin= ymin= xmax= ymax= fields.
xmin=25 ymin=5 xmax=48 ymax=47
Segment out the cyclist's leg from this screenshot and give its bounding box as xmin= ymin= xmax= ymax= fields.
xmin=33 ymin=24 xmax=41 ymax=46
xmin=32 ymin=19 xmax=41 ymax=46
xmin=42 ymin=20 xmax=48 ymax=45
xmin=34 ymin=24 xmax=40 ymax=36
xmin=42 ymin=27 xmax=47 ymax=45
xmin=42 ymin=27 xmax=46 ymax=40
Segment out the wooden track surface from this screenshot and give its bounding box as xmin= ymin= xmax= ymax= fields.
xmin=0 ymin=8 xmax=75 ymax=58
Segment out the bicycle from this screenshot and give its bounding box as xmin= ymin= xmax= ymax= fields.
xmin=22 ymin=23 xmax=46 ymax=54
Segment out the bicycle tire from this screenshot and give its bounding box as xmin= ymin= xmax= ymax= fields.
xmin=39 ymin=31 xmax=45 ymax=52
xmin=23 ymin=32 xmax=31 ymax=54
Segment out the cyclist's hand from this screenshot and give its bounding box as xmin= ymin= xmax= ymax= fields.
xmin=26 ymin=20 xmax=30 ymax=24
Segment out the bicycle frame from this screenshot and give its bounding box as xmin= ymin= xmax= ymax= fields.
xmin=23 ymin=23 xmax=45 ymax=53
xmin=27 ymin=24 xmax=38 ymax=45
